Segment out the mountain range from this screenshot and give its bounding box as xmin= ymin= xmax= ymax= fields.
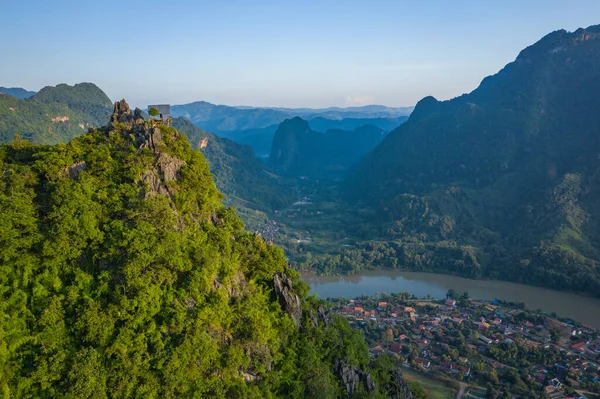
xmin=171 ymin=101 xmax=411 ymax=157
xmin=269 ymin=117 xmax=388 ymax=179
xmin=290 ymin=24 xmax=600 ymax=297
xmin=2 ymin=24 xmax=600 ymax=300
xmin=0 ymin=86 xmax=36 ymax=99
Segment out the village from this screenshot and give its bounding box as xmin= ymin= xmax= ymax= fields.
xmin=328 ymin=292 xmax=600 ymax=399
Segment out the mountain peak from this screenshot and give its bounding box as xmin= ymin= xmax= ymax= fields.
xmin=409 ymin=95 xmax=440 ymax=121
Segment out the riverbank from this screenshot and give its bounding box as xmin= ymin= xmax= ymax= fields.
xmin=303 ymin=269 xmax=600 ymax=329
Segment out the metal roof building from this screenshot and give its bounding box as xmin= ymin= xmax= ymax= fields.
xmin=147 ymin=104 xmax=171 ymax=115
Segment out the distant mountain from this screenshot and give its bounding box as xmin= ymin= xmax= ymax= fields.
xmin=236 ymin=104 xmax=414 ymax=119
xmin=171 ymin=118 xmax=294 ymax=227
xmin=171 ymin=101 xmax=412 ymax=155
xmin=341 ymin=25 xmax=600 ymax=296
xmin=308 ymin=116 xmax=408 ymax=133
xmin=0 ymin=82 xmax=112 ymax=144
xmin=171 ymin=101 xmax=288 ymax=132
xmin=216 ymin=116 xmax=408 ymax=159
xmin=0 ymin=86 xmax=36 ymax=99
xmin=269 ymin=117 xmax=387 ymax=179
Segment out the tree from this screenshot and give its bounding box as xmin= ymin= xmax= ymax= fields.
xmin=447 ymin=289 xmax=457 ymax=299
xmin=149 ymin=107 xmax=159 ymax=119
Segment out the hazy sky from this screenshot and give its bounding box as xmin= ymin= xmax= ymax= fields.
xmin=2 ymin=0 xmax=599 ymax=108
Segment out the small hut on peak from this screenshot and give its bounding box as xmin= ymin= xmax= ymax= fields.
xmin=147 ymin=104 xmax=172 ymax=125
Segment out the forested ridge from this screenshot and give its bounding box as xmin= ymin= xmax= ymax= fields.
xmin=0 ymin=100 xmax=415 ymax=398
xmin=0 ymin=83 xmax=112 ymax=144
xmin=284 ymin=25 xmax=600 ymax=297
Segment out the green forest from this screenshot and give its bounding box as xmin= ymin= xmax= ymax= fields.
xmin=0 ymin=101 xmax=417 ymax=398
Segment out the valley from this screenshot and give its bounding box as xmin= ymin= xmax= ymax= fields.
xmin=4 ymin=2 xmax=600 ymax=398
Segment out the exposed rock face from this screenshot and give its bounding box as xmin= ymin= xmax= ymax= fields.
xmin=384 ymin=369 xmax=416 ymax=399
xmin=309 ymin=304 xmax=331 ymax=328
xmin=109 ymin=100 xmax=186 ymax=199
xmin=333 ymin=358 xmax=376 ymax=396
xmin=65 ymin=161 xmax=86 ymax=179
xmin=51 ymin=115 xmax=69 ymax=123
xmin=272 ymin=272 xmax=302 ymax=326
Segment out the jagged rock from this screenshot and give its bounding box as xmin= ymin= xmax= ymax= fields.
xmin=106 ymin=100 xmax=187 ymax=199
xmin=309 ymin=304 xmax=332 ymax=328
xmin=241 ymin=371 xmax=260 ymax=383
xmin=65 ymin=161 xmax=86 ymax=179
xmin=384 ymin=369 xmax=416 ymax=399
xmin=272 ymin=272 xmax=302 ymax=326
xmin=182 ymin=298 xmax=196 ymax=309
xmin=333 ymin=358 xmax=376 ymax=396
xmin=110 ymin=99 xmax=134 ymax=125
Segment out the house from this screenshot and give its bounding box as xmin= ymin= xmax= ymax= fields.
xmin=550 ymin=378 xmax=562 ymax=389
xmin=398 ymin=334 xmax=407 ymax=341
xmin=445 ymin=299 xmax=457 ymax=307
xmin=415 ymin=358 xmax=431 ymax=368
xmin=389 ymin=343 xmax=402 ymax=354
xmin=544 ymin=385 xmax=556 ymax=394
xmin=479 ymin=336 xmax=493 ymax=345
xmin=571 ymin=342 xmax=586 ymax=352
xmin=378 ymin=302 xmax=388 ymax=308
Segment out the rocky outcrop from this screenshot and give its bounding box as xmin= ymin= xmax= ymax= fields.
xmin=272 ymin=272 xmax=302 ymax=326
xmin=309 ymin=304 xmax=331 ymax=328
xmin=333 ymin=358 xmax=376 ymax=396
xmin=108 ymin=100 xmax=186 ymax=199
xmin=384 ymin=369 xmax=416 ymax=399
xmin=65 ymin=161 xmax=86 ymax=179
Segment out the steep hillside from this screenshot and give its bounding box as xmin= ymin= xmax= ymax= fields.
xmin=0 ymin=86 xmax=35 ymax=99
xmin=341 ymin=25 xmax=600 ymax=296
xmin=269 ymin=117 xmax=387 ymax=179
xmin=0 ymin=82 xmax=112 ymax=144
xmin=172 ymin=117 xmax=294 ymax=224
xmin=0 ymin=100 xmax=415 ymax=398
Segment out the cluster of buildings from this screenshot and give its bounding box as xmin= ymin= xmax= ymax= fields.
xmin=331 ymin=296 xmax=600 ymax=397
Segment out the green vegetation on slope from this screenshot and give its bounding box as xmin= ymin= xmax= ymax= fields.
xmin=0 ymin=83 xmax=111 ymax=144
xmin=172 ymin=117 xmax=294 ymax=230
xmin=0 ymin=100 xmax=416 ymax=398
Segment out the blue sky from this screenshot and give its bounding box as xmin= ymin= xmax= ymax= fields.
xmin=1 ymin=0 xmax=599 ymax=108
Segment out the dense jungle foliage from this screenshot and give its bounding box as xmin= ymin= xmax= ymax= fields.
xmin=0 ymin=83 xmax=112 ymax=144
xmin=0 ymin=103 xmax=416 ymax=398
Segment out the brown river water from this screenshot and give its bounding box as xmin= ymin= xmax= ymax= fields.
xmin=304 ymin=269 xmax=600 ymax=328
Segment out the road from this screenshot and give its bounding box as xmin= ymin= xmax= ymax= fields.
xmin=457 ymin=382 xmax=468 ymax=399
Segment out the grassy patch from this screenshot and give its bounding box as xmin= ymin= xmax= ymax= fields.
xmin=401 ymin=367 xmax=457 ymax=399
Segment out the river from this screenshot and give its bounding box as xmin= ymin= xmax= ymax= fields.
xmin=304 ymin=269 xmax=600 ymax=329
